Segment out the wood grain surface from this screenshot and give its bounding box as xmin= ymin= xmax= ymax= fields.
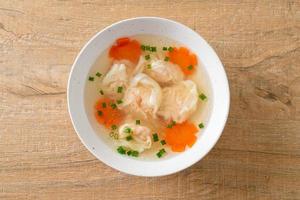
xmin=1 ymin=0 xmax=300 ymax=199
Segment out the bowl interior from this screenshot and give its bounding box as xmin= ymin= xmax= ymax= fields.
xmin=68 ymin=17 xmax=230 ymax=176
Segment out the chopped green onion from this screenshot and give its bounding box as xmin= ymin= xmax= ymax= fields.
xmin=198 ymin=123 xmax=204 ymax=129
xmin=168 ymin=47 xmax=174 ymax=52
xmin=117 ymin=146 xmax=126 ymax=154
xmin=152 ymin=133 xmax=159 ymax=142
xmin=131 ymin=150 xmax=139 ymax=157
xmin=102 ymin=102 xmax=106 ymax=108
xmin=187 ymin=65 xmax=193 ymax=70
xmin=111 ymin=124 xmax=117 ymax=130
xmin=117 ymin=86 xmax=123 ymax=93
xmin=162 ymin=47 xmax=168 ymax=51
xmin=88 ymin=76 xmax=94 ymax=81
xmin=151 ymin=46 xmax=157 ymax=52
xmin=145 ymin=54 xmax=150 ymax=60
xmin=160 ymin=140 xmax=166 ymax=145
xmin=110 ymin=103 xmax=117 ymax=109
xmin=141 ymin=45 xmax=146 ymax=51
xmin=145 ymin=45 xmax=151 ymax=51
xmin=126 ymin=135 xmax=133 ymax=141
xmin=147 ymin=64 xmax=151 ymax=69
xmin=124 ymin=127 xmax=132 ymax=134
xmin=127 ymin=150 xmax=132 ymax=156
xmin=96 ymin=72 xmax=102 ymax=77
xmin=164 ymin=57 xmax=169 ymax=62
xmin=167 ymin=120 xmax=176 ymax=128
xmin=156 ymin=148 xmax=166 ymax=158
xmin=199 ymin=93 xmax=207 ymax=100
xmin=99 ymin=90 xmax=104 ymax=95
xmin=116 ymin=99 xmax=123 ymax=104
xmin=97 ymin=110 xmax=103 ymax=116
xmin=136 ymin=120 xmax=141 ymax=125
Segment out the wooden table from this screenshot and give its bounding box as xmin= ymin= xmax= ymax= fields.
xmin=1 ymin=1 xmax=299 ymax=199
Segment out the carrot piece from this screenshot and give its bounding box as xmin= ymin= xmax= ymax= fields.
xmin=168 ymin=47 xmax=198 ymax=75
xmin=109 ymin=37 xmax=142 ymax=64
xmin=165 ymin=121 xmax=198 ymax=152
xmin=171 ymin=144 xmax=186 ymax=152
xmin=94 ymin=98 xmax=124 ymax=128
xmin=186 ymin=134 xmax=197 ymax=147
xmin=116 ymin=37 xmax=130 ymax=46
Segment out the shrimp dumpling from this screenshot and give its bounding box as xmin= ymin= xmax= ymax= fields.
xmin=102 ymin=63 xmax=129 ymax=99
xmin=122 ymin=73 xmax=162 ymax=118
xmin=118 ymin=123 xmax=152 ymax=152
xmin=158 ymin=80 xmax=198 ymax=123
xmin=145 ymin=58 xmax=184 ymax=85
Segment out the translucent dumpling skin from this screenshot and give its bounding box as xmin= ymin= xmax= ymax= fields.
xmin=118 ymin=123 xmax=152 ymax=152
xmin=122 ymin=73 xmax=162 ymax=118
xmin=102 ymin=63 xmax=129 ymax=99
xmin=158 ymin=80 xmax=198 ymax=123
xmin=145 ymin=58 xmax=184 ymax=85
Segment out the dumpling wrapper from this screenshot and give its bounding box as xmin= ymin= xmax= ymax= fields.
xmin=145 ymin=58 xmax=184 ymax=85
xmin=118 ymin=123 xmax=152 ymax=152
xmin=158 ymin=80 xmax=198 ymax=123
xmin=102 ymin=63 xmax=129 ymax=99
xmin=121 ymin=73 xmax=162 ymax=119
xmin=113 ymin=56 xmax=144 ymax=76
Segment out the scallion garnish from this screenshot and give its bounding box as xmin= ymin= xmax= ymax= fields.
xmin=187 ymin=65 xmax=193 ymax=70
xmin=127 ymin=150 xmax=132 ymax=156
xmin=97 ymin=110 xmax=103 ymax=116
xmin=199 ymin=93 xmax=207 ymax=101
xmin=151 ymin=46 xmax=157 ymax=52
xmin=162 ymin=47 xmax=168 ymax=51
xmin=136 ymin=120 xmax=140 ymax=125
xmin=102 ymin=102 xmax=106 ymax=108
xmin=117 ymin=86 xmax=123 ymax=93
xmin=160 ymin=140 xmax=166 ymax=145
xmin=126 ymin=135 xmax=133 ymax=141
xmin=111 ymin=124 xmax=117 ymax=130
xmin=88 ymin=76 xmax=94 ymax=81
xmin=99 ymin=90 xmax=104 ymax=95
xmin=110 ymin=103 xmax=117 ymax=109
xmin=131 ymin=151 xmax=139 ymax=157
xmin=96 ymin=72 xmax=102 ymax=77
xmin=117 ymin=146 xmax=126 ymax=154
xmin=145 ymin=54 xmax=150 ymax=60
xmin=167 ymin=120 xmax=176 ymax=128
xmin=141 ymin=45 xmax=146 ymax=51
xmin=198 ymin=123 xmax=204 ymax=129
xmin=124 ymin=127 xmax=132 ymax=134
xmin=168 ymin=47 xmax=174 ymax=52
xmin=116 ymin=99 xmax=123 ymax=104
xmin=164 ymin=57 xmax=169 ymax=62
xmin=145 ymin=45 xmax=151 ymax=51
xmin=147 ymin=64 xmax=151 ymax=69
xmin=152 ymin=133 xmax=159 ymax=142
xmin=156 ymin=148 xmax=166 ymax=158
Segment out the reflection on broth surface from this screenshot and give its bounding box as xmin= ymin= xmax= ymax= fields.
xmin=84 ymin=34 xmax=212 ymax=160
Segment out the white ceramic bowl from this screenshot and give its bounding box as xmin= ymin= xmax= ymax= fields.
xmin=68 ymin=17 xmax=230 ymax=177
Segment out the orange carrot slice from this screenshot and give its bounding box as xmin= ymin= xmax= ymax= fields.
xmin=165 ymin=121 xmax=198 ymax=152
xmin=109 ymin=37 xmax=142 ymax=64
xmin=94 ymin=97 xmax=124 ymax=128
xmin=116 ymin=37 xmax=130 ymax=46
xmin=168 ymin=47 xmax=197 ymax=75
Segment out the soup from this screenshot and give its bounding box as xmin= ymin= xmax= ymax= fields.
xmin=84 ymin=35 xmax=212 ymax=160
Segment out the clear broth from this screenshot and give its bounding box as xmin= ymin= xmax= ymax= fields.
xmin=84 ymin=34 xmax=213 ymax=160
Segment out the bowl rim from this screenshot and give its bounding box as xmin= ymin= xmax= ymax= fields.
xmin=67 ymin=17 xmax=230 ymax=177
